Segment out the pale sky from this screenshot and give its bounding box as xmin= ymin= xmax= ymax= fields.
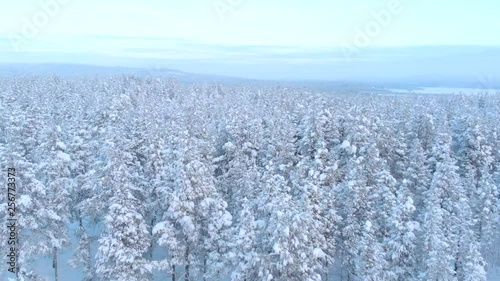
xmin=2 ymin=0 xmax=500 ymax=49
xmin=0 ymin=0 xmax=499 ymax=80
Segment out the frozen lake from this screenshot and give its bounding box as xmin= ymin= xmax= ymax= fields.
xmin=389 ymin=87 xmax=500 ymax=95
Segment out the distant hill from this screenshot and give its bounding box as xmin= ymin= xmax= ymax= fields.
xmin=1 ymin=62 xmax=498 ymax=91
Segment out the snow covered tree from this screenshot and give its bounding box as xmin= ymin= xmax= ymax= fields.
xmin=334 ymin=112 xmax=390 ymax=280
xmin=457 ymin=121 xmax=498 ymax=247
xmin=419 ymin=177 xmax=455 ymax=281
xmin=229 ymin=197 xmax=258 ymax=281
xmin=404 ymin=138 xmax=431 ymax=219
xmin=416 ymin=113 xmax=437 ymax=153
xmin=255 ymin=171 xmax=326 ymax=281
xmin=154 ymin=128 xmax=232 ymax=281
xmin=38 ymin=125 xmax=73 ymax=281
xmin=373 ymin=168 xmax=398 ymax=239
xmin=454 ymin=195 xmax=487 ymax=281
xmin=358 ymin=220 xmax=387 ymax=281
xmin=384 ymin=179 xmax=419 ymax=281
xmin=95 ymin=143 xmax=152 ymax=281
xmin=420 ymin=133 xmax=463 ymax=281
xmin=69 ymin=226 xmax=93 ymax=281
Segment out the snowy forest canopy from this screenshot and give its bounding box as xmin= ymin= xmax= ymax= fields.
xmin=0 ymin=75 xmax=499 ymax=281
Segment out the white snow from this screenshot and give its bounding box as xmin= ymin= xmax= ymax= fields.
xmin=313 ymin=248 xmax=326 ymax=259
xmin=56 ymin=141 xmax=66 ymax=150
xmin=283 ymin=226 xmax=290 ymax=237
xmin=365 ymin=221 xmax=372 ymax=231
xmin=341 ymin=140 xmax=350 ymax=149
xmin=351 ymin=145 xmax=358 ymax=154
xmin=57 ymin=151 xmax=72 ymax=162
xmin=17 ymin=194 xmax=33 ymax=208
xmin=273 ymin=243 xmax=281 ymax=253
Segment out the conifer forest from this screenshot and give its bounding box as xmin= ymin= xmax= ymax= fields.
xmin=0 ymin=76 xmax=499 ymax=281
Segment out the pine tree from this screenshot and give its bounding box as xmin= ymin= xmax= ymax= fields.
xmin=40 ymin=126 xmax=72 ymax=281
xmin=2 ymin=142 xmax=50 ymax=280
xmin=420 ymin=133 xmax=461 ymax=281
xmin=229 ymin=197 xmax=258 ymax=281
xmin=373 ymin=168 xmax=398 ymax=239
xmin=384 ymin=179 xmax=419 ymax=281
xmin=67 ymin=124 xmax=99 ymax=281
xmin=457 ymin=121 xmax=498 ymax=247
xmin=69 ymin=226 xmax=93 ymax=281
xmin=404 ymin=138 xmax=431 ymax=220
xmin=358 ymin=220 xmax=387 ymax=281
xmin=154 ymin=128 xmax=231 ymax=281
xmin=419 ymin=179 xmax=455 ymax=281
xmin=454 ymin=195 xmax=487 ymax=281
xmin=95 ymin=144 xmax=152 ymax=281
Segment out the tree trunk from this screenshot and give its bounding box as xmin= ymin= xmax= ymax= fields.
xmin=185 ymin=245 xmax=190 ymax=281
xmin=172 ymin=264 xmax=176 ymax=281
xmin=149 ymin=217 xmax=156 ymax=260
xmin=53 ymin=247 xmax=59 ymax=281
xmin=340 ymin=250 xmax=345 ymax=281
xmin=203 ymin=256 xmax=207 ymax=281
xmin=325 ymin=259 xmax=329 ymax=281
